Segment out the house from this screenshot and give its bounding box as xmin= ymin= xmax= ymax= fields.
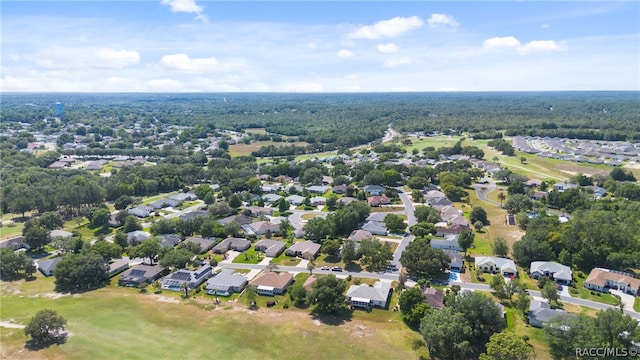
xmin=38 ymin=257 xmax=63 ymax=276
xmin=149 ymin=197 xmax=181 ymax=210
xmin=161 ymin=263 xmax=212 ymax=291
xmin=524 ymin=179 xmax=542 ymax=188
xmin=530 ymin=261 xmax=573 ymax=285
xmin=552 ymin=182 xmax=578 ymax=192
xmin=50 ymin=229 xmax=73 ymax=239
xmin=254 ymin=239 xmax=286 ymax=257
xmin=250 ymin=271 xmax=294 ymax=295
xmin=178 ymin=210 xmax=208 ymax=222
xmin=423 ymin=288 xmax=445 ymax=309
xmin=0 ymin=236 xmax=29 ymax=251
xmin=263 ymin=193 xmax=283 ymax=204
xmin=362 ymin=221 xmax=387 ymax=236
xmin=285 ymin=195 xmax=305 ymax=206
xmin=367 ymin=195 xmax=390 ymax=207
xmin=348 ymin=229 xmax=373 ymax=242
xmin=430 ymin=234 xmax=462 ymax=252
xmin=332 ymin=184 xmax=348 ymax=194
xmin=346 ymin=281 xmax=392 ymax=309
xmin=531 ymin=191 xmax=548 ymax=201
xmin=217 ymin=215 xmax=253 ymax=226
xmin=285 ymin=240 xmax=321 ymax=259
xmin=475 ymin=256 xmax=517 ymax=277
xmin=303 ymin=275 xmax=318 ymax=291
xmin=108 ymin=259 xmax=131 ymax=277
xmin=435 ymin=223 xmax=470 ymax=237
xmin=169 ymin=193 xmax=197 ymax=202
xmin=205 ymin=269 xmax=248 ymax=296
xmin=245 ymin=206 xmax=274 ymax=217
xmin=244 ymin=221 xmax=281 ymax=236
xmin=338 ymin=196 xmax=357 ymax=205
xmin=183 ymin=236 xmax=216 ymax=253
xmin=127 ymin=230 xmax=151 ymax=245
xmin=212 ymin=237 xmax=251 ymax=254
xmin=366 ymin=212 xmax=388 ymax=222
xmin=158 ymin=234 xmax=181 ymax=248
xmin=261 ymin=184 xmax=281 ymax=193
xmin=586 ymin=186 xmax=607 ymax=199
xmin=363 ymin=185 xmax=385 ymax=196
xmin=445 ymin=251 xmax=464 ymax=272
xmin=322 ymin=175 xmax=333 ymax=185
xmin=128 ymin=206 xmax=154 ymax=218
xmin=584 ymin=268 xmax=640 ymax=296
xmin=309 ymin=196 xmax=326 ymax=206
xmin=528 ymin=300 xmax=573 ymax=328
xmin=118 ymin=264 xmax=166 ymax=287
xmin=307 ymin=185 xmax=330 ymax=194
xmin=440 ymin=205 xmax=461 ymax=222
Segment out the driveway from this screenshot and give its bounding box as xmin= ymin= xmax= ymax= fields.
xmin=471 ymin=179 xmax=501 ymax=207
xmin=610 ymin=290 xmax=636 ymax=312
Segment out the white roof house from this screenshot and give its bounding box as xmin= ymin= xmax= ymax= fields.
xmin=346 ymin=281 xmax=392 ymax=309
xmin=530 ymin=261 xmax=572 ymax=284
xmin=476 ymin=256 xmax=517 ymax=277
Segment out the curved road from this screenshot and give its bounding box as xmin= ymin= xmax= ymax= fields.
xmin=471 ymin=179 xmax=501 ymax=207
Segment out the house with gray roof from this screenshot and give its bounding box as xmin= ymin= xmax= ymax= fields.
xmin=362 ymin=221 xmax=387 ymax=236
xmin=363 ymin=185 xmax=385 ymax=196
xmin=127 ymin=230 xmax=151 ymax=245
xmin=243 ymin=221 xmax=280 ymax=236
xmin=161 ymin=263 xmax=212 ymax=291
xmin=212 ymin=237 xmax=251 ymax=254
xmin=530 ymin=261 xmax=572 ymax=285
xmin=476 ymin=256 xmax=517 ymax=277
xmin=38 ymin=257 xmax=63 ymax=277
xmin=217 ymin=215 xmax=253 ymax=226
xmin=250 ymin=271 xmax=294 ymax=296
xmin=50 ymin=229 xmax=73 ymax=239
xmin=158 ymin=234 xmax=181 ymax=248
xmin=430 ymin=234 xmax=462 ymax=252
xmin=348 ymin=230 xmax=373 ymax=242
xmin=263 ymin=193 xmax=283 ymax=204
xmin=254 ymin=239 xmax=286 ymax=257
xmin=285 ymin=195 xmax=305 ymax=206
xmin=169 ymin=193 xmax=197 ymax=202
xmin=307 ymin=185 xmax=330 ymax=194
xmin=0 ymin=236 xmax=29 ymax=251
xmin=346 ymin=281 xmax=392 ymax=309
xmin=108 ymin=259 xmax=131 ymax=277
xmin=128 ymin=206 xmax=154 ymax=218
xmin=183 ymin=237 xmax=216 ymax=253
xmin=118 ymin=264 xmax=166 ymax=287
xmin=445 ymin=251 xmax=464 ymax=272
xmin=528 ymin=300 xmax=573 ymax=328
xmin=206 ymin=269 xmax=248 ymax=296
xmin=178 ymin=209 xmax=208 ymax=222
xmin=285 ymin=240 xmax=321 ymax=259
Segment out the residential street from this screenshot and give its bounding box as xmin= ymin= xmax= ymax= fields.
xmin=390 ymin=188 xmax=417 ymax=269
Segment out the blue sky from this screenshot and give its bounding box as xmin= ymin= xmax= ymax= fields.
xmin=1 ymin=1 xmax=638 ymax=92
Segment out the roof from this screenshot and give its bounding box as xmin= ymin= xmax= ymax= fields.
xmin=109 ymin=259 xmax=131 ymax=272
xmin=120 ymin=264 xmax=164 ymax=282
xmin=423 ymin=288 xmax=445 ymax=309
xmin=286 ymin=240 xmax=321 ymax=256
xmin=444 ymin=250 xmax=464 ymax=265
xmin=250 ymin=271 xmax=293 ymax=289
xmin=184 ymin=236 xmax=216 ymax=252
xmin=529 ymin=300 xmax=570 ymax=324
xmin=348 ymin=229 xmax=373 ymax=242
xmin=217 ymin=215 xmax=253 ymax=225
xmin=347 ymin=281 xmax=391 ymax=303
xmin=476 ymin=256 xmax=517 ymax=272
xmin=530 ymin=261 xmax=572 ymax=282
xmin=366 ymin=212 xmax=388 ymax=222
xmin=585 ymin=268 xmax=640 ymax=289
xmin=38 ymin=257 xmax=63 ymax=273
xmin=367 ymin=195 xmax=390 ymax=206
xmin=50 ymin=229 xmax=73 ymax=238
xmin=362 ymin=221 xmax=387 ymax=234
xmin=158 ymin=234 xmax=181 ymax=248
xmin=363 ymin=185 xmax=385 ymax=193
xmin=254 ymin=239 xmax=286 ymax=253
xmin=213 ymin=237 xmax=251 ymax=252
xmin=206 ymin=269 xmax=247 ymax=290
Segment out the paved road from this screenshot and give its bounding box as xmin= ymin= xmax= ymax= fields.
xmin=471 ymin=179 xmax=501 ymax=207
xmin=390 ymin=188 xmax=417 ymax=269
xmin=218 ymin=262 xmax=400 ymax=282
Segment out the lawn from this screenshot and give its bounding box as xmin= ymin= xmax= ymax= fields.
xmin=572 ymin=274 xmax=621 ymax=306
xmin=635 ymin=297 xmax=640 ymax=312
xmin=232 ymin=247 xmax=262 ymax=264
xmin=229 ymin=140 xmax=310 ymax=157
xmin=0 ymin=223 xmax=24 ymax=240
xmin=0 ymin=276 xmax=421 ymax=360
xmin=269 ymin=251 xmax=302 ymax=266
xmin=399 ymin=135 xmax=464 ymax=153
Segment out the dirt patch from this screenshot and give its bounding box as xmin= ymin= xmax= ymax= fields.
xmin=0 ymin=320 xmax=25 ymax=329
xmin=39 ymin=292 xmax=71 ymax=300
xmin=155 ymin=296 xmax=180 ymax=304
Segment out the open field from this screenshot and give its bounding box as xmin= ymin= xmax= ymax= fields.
xmin=0 ymin=275 xmax=422 ymax=360
xmin=229 ymin=140 xmax=309 ymax=157
xmin=399 ymin=135 xmax=464 ymax=153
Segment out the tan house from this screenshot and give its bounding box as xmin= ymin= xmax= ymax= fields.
xmin=584 ymin=268 xmax=640 ymax=296
xmin=285 ymin=240 xmax=321 ymax=259
xmin=250 ymin=271 xmax=294 ymax=296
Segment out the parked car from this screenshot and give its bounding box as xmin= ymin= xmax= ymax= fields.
xmin=331 ymin=266 xmax=343 ymax=272
xmin=321 ymin=266 xmax=330 ymax=271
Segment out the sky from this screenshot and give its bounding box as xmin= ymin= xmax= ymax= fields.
xmin=1 ymin=1 xmax=639 ymax=92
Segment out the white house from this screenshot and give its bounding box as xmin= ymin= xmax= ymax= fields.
xmin=584 ymin=268 xmax=640 ymax=296
xmin=430 ymin=234 xmax=462 ymax=252
xmin=475 ymin=256 xmax=517 ymax=277
xmin=347 ymin=281 xmax=392 ymax=309
xmin=530 ymin=261 xmax=572 ymax=285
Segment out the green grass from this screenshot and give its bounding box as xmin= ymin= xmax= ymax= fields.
xmin=399 ymin=135 xmax=463 ymax=153
xmin=0 ymin=276 xmax=420 ymax=360
xmin=269 ymin=251 xmax=302 ymax=266
xmin=635 ymin=297 xmax=640 ymax=312
xmin=0 ymin=223 xmax=24 ymax=240
xmin=572 ymin=276 xmax=621 ymax=306
xmin=232 ymin=247 xmax=262 ymax=264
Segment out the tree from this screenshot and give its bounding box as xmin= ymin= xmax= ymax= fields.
xmin=411 ymin=189 xmax=424 ymax=203
xmin=308 ymin=274 xmax=348 ymax=314
xmin=479 ymin=332 xmax=535 ymax=360
xmin=515 ymin=290 xmax=530 ymax=316
xmin=504 ymin=194 xmax=533 ymax=214
xmin=114 ymin=231 xmax=128 ymax=248
xmin=278 ymin=198 xmax=288 ymax=213
xmin=307 ymin=260 xmax=315 ymax=275
xmin=489 ymin=274 xmax=509 ymax=303
xmin=24 ymin=309 xmax=67 ymax=345
xmin=541 ymin=281 xmax=559 ymax=304
xmin=223 ymin=221 xmax=242 ymax=238
xmin=470 ymin=207 xmax=488 ymax=226
xmin=453 ymin=291 xmax=507 ymax=344
xmin=497 ymin=192 xmax=506 ymax=208
xmin=54 ymin=253 xmax=110 ymax=292
xmin=492 ymin=237 xmax=509 ymax=257
xmin=414 ymin=206 xmax=441 ymax=223
xmin=341 ymin=240 xmax=357 ymax=264
xmin=474 ymin=220 xmax=484 ymax=232
xmin=123 ymin=216 xmax=142 ymax=233
xmin=245 ymin=285 xmax=257 ymax=308
xmin=114 ymin=195 xmax=133 ymax=210
xmin=39 ymin=211 xmax=64 ymax=230
xmin=159 ymin=248 xmax=194 ymax=269
xmin=303 ymin=217 xmax=332 ymax=242
xmin=90 ymin=240 xmax=122 ymax=261
xmin=457 ymin=231 xmax=474 ymax=255
xmin=24 ymin=225 xmax=50 ymax=250
xmin=321 ymin=239 xmax=341 ymax=256
xmin=129 ymin=238 xmax=162 ymax=264
xmin=400 ymin=238 xmax=450 ymax=279
xmin=399 ymin=286 xmax=427 ymax=329
xmin=90 ymin=208 xmax=111 ymax=229
xmin=420 ymin=307 xmax=475 ymax=360
xmin=0 ymin=248 xmax=30 ymax=279
xmin=384 ymin=214 xmax=406 ymax=234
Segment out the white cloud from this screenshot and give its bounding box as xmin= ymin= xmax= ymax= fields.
xmin=337 ymin=49 xmax=355 ymax=58
xmin=483 ymin=36 xmax=564 ymax=55
xmin=427 ymin=14 xmax=460 ymax=29
xmin=30 ymin=47 xmax=140 ymax=69
xmin=159 ymin=53 xmax=243 ymax=73
xmin=160 ymin=0 xmax=207 ymax=22
xmin=286 ymin=83 xmax=324 ymax=92
xmin=383 ymin=57 xmax=417 ymax=67
xmin=516 ymin=40 xmax=563 ymax=55
xmin=377 ymin=43 xmax=399 ymax=53
xmin=483 ymin=36 xmax=521 ymax=49
xmin=95 ymin=48 xmax=141 ymax=68
xmin=348 ymin=16 xmax=423 ymax=40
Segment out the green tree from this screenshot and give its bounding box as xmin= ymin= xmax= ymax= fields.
xmin=228 ymin=194 xmax=242 ymax=208
xmin=492 ymin=237 xmax=509 ymax=257
xmin=129 ymin=238 xmax=162 ymax=264
xmin=497 ymin=192 xmax=506 ymax=207
xmin=457 ymin=231 xmax=475 ymax=255
xmin=308 ymin=275 xmax=348 ymax=315
xmin=399 ymin=286 xmax=427 ymax=328
xmin=278 ymin=198 xmax=288 ymax=213
xmin=489 ymin=274 xmax=509 ymax=303
xmin=470 ymin=207 xmax=488 ymax=226
xmin=321 ymin=239 xmax=341 ymax=256
xmin=479 ymin=332 xmax=535 ymax=360
xmin=341 ymin=240 xmax=357 ymax=263
xmin=39 ymin=211 xmax=64 ymax=230
xmin=90 ymin=208 xmax=111 ymax=229
xmin=504 ymin=194 xmax=533 ymax=214
xmin=541 ymin=281 xmax=559 ymax=304
xmin=414 ymin=206 xmax=442 ymax=223
xmin=0 ymin=248 xmax=30 ymax=279
xmin=114 ymin=231 xmax=128 ymax=248
xmin=89 ymin=240 xmax=122 ymax=261
xmin=114 ymin=195 xmax=133 ymax=210
xmin=384 ymin=214 xmax=406 ymax=234
xmin=123 ymin=216 xmax=142 ymax=233
xmin=159 ymin=248 xmax=194 ymax=269
xmin=54 ymin=253 xmax=110 ymax=292
xmin=24 ymin=309 xmax=67 ymax=346
xmin=245 ymin=285 xmax=257 ymax=308
xmin=24 ymin=225 xmax=50 ymax=250
xmin=400 ymin=238 xmax=450 ymax=279
xmin=381 ymin=169 xmax=401 ymax=187
xmin=420 ymin=307 xmax=475 ymax=360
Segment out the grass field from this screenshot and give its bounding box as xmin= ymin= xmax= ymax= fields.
xmin=229 ymin=140 xmax=310 ymax=157
xmin=635 ymin=298 xmax=640 ymax=312
xmin=399 ymin=135 xmax=464 ymax=153
xmin=0 ymin=275 xmax=422 ymax=360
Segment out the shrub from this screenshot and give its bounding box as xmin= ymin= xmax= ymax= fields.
xmin=411 ymin=338 xmax=425 ymax=350
xmin=522 ymin=335 xmax=530 ymax=342
xmin=346 ymin=275 xmax=353 ymax=282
